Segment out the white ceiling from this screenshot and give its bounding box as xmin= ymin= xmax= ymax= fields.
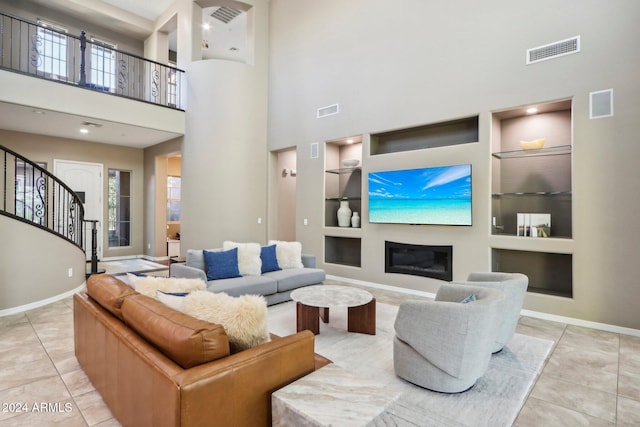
xmin=0 ymin=103 xmax=182 ymax=148
xmin=100 ymin=0 xmax=175 ymax=21
xmin=1 ymin=1 xmax=245 ymax=149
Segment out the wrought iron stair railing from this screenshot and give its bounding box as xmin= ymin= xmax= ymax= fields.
xmin=1 ymin=144 xmax=85 ymax=251
xmin=0 ymin=11 xmax=185 ymax=110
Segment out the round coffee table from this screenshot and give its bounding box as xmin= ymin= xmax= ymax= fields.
xmin=290 ymin=285 xmax=376 ymax=335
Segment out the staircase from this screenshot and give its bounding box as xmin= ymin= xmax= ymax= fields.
xmin=1 ymin=144 xmax=86 ymax=249
xmin=0 ymin=144 xmax=98 ymax=313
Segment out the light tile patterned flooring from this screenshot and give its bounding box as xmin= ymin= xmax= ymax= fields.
xmin=0 ymin=277 xmax=639 ymax=426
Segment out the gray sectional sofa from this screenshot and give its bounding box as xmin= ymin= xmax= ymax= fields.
xmin=171 ymin=249 xmax=326 ymax=305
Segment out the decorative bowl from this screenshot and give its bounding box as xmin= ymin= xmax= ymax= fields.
xmin=341 ymin=159 xmax=360 ymax=168
xmin=520 ymin=138 xmax=545 ymax=150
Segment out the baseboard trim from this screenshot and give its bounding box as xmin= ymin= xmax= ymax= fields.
xmin=327 ymin=275 xmax=640 ymax=338
xmin=519 ymin=309 xmax=640 ymax=338
xmin=0 ymin=282 xmax=86 ymax=317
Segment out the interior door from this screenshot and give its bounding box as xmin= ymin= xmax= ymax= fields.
xmin=54 ymin=160 xmax=103 ymax=260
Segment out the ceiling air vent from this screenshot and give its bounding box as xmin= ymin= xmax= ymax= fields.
xmin=210 ymin=7 xmax=242 ymax=24
xmin=527 ymin=36 xmax=580 ymax=64
xmin=317 ymin=104 xmax=339 ymax=118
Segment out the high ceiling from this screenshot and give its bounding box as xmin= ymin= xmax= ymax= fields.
xmin=1 ymin=0 xmax=246 ymax=148
xmin=100 ymin=0 xmax=175 ymax=21
xmin=27 ymin=0 xmax=247 ymax=60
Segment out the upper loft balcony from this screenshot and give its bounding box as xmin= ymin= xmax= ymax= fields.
xmin=0 ymin=12 xmax=184 ymax=110
xmin=0 ymin=11 xmax=185 ymax=147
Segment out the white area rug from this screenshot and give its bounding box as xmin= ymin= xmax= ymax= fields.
xmin=268 ymin=301 xmax=553 ymax=427
xmin=98 ymin=258 xmax=169 ymax=275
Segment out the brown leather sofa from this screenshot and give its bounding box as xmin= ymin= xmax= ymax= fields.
xmin=74 ymin=274 xmax=329 ymax=427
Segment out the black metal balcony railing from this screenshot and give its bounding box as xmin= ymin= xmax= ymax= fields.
xmin=0 ymin=11 xmax=185 ymax=110
xmin=1 ymin=144 xmax=85 ymax=250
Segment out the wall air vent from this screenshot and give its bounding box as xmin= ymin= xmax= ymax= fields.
xmin=210 ymin=7 xmax=242 ymax=24
xmin=317 ymin=104 xmax=339 ymax=118
xmin=527 ymin=36 xmax=580 ymax=64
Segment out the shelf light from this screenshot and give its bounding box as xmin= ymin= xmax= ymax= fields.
xmin=526 ymin=107 xmax=538 ymax=115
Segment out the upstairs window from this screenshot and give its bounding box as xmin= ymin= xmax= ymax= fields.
xmin=90 ymin=38 xmax=117 ymax=91
xmin=167 ymin=61 xmax=178 ymax=108
xmin=35 ymin=20 xmax=68 ymax=78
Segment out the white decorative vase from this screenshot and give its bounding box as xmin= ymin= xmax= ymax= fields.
xmin=351 ymin=212 xmax=360 ymax=228
xmin=337 ymin=199 xmax=352 ymax=227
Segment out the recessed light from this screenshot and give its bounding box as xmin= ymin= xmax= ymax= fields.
xmin=526 ymin=107 xmax=538 ymax=114
xmin=203 ymin=22 xmax=210 ymax=31
xmin=80 ymin=128 xmax=89 ymax=134
xmin=32 ymin=109 xmax=46 ymax=115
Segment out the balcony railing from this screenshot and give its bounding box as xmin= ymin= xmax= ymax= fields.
xmin=0 ymin=11 xmax=185 ymax=110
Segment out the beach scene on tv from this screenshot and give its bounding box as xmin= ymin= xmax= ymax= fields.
xmin=368 ymin=164 xmax=472 ymax=225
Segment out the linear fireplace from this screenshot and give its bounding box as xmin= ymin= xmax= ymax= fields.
xmin=385 ymin=241 xmax=452 ymax=281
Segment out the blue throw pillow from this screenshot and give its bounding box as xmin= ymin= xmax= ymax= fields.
xmin=260 ymin=244 xmax=282 ymax=274
xmin=158 ymin=291 xmax=190 ymax=297
xmin=460 ymin=293 xmax=476 ymax=304
xmin=203 ymin=248 xmax=241 ymax=280
xmin=156 ymin=290 xmax=189 ymax=311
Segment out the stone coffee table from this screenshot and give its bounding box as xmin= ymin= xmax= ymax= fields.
xmin=272 ymin=363 xmax=399 ymax=426
xmin=290 ymin=285 xmax=376 ymax=335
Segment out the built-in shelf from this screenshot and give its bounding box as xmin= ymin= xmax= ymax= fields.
xmin=492 ymin=191 xmax=571 ymax=197
xmin=325 ymin=236 xmax=361 ymax=268
xmin=492 ymin=232 xmax=573 ymax=240
xmin=370 ymin=116 xmax=479 ymax=155
xmin=491 ymin=100 xmax=573 ymax=298
xmin=492 ymin=248 xmax=573 ymax=298
xmin=492 ymin=145 xmax=571 ymax=159
xmin=326 ymin=197 xmax=362 ymax=201
xmin=325 ymin=167 xmax=362 ymax=174
xmin=324 ymin=138 xmax=363 ymax=268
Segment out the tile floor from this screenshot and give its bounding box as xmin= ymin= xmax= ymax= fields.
xmin=0 ymin=278 xmax=639 ymax=426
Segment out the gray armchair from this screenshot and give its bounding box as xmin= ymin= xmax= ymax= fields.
xmin=459 ymin=272 xmax=528 ymax=353
xmin=393 ymin=283 xmax=504 ymax=393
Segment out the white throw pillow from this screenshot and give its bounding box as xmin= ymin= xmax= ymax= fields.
xmin=126 ymin=273 xmax=206 ymax=298
xmin=180 ymin=291 xmax=270 ymax=352
xmin=268 ymin=240 xmax=304 ymax=269
xmin=222 ymin=241 xmax=262 ymax=276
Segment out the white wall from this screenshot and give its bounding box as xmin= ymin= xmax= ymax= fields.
xmin=267 ymin=0 xmax=640 ymax=329
xmin=0 ymin=216 xmax=85 ymax=311
xmin=275 ymin=148 xmax=297 ymax=241
xmin=180 ymin=0 xmax=270 ymax=250
xmin=143 ymin=137 xmax=183 ymax=258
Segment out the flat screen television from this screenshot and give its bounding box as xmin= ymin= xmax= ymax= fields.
xmin=368 ymin=164 xmax=472 ymax=225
